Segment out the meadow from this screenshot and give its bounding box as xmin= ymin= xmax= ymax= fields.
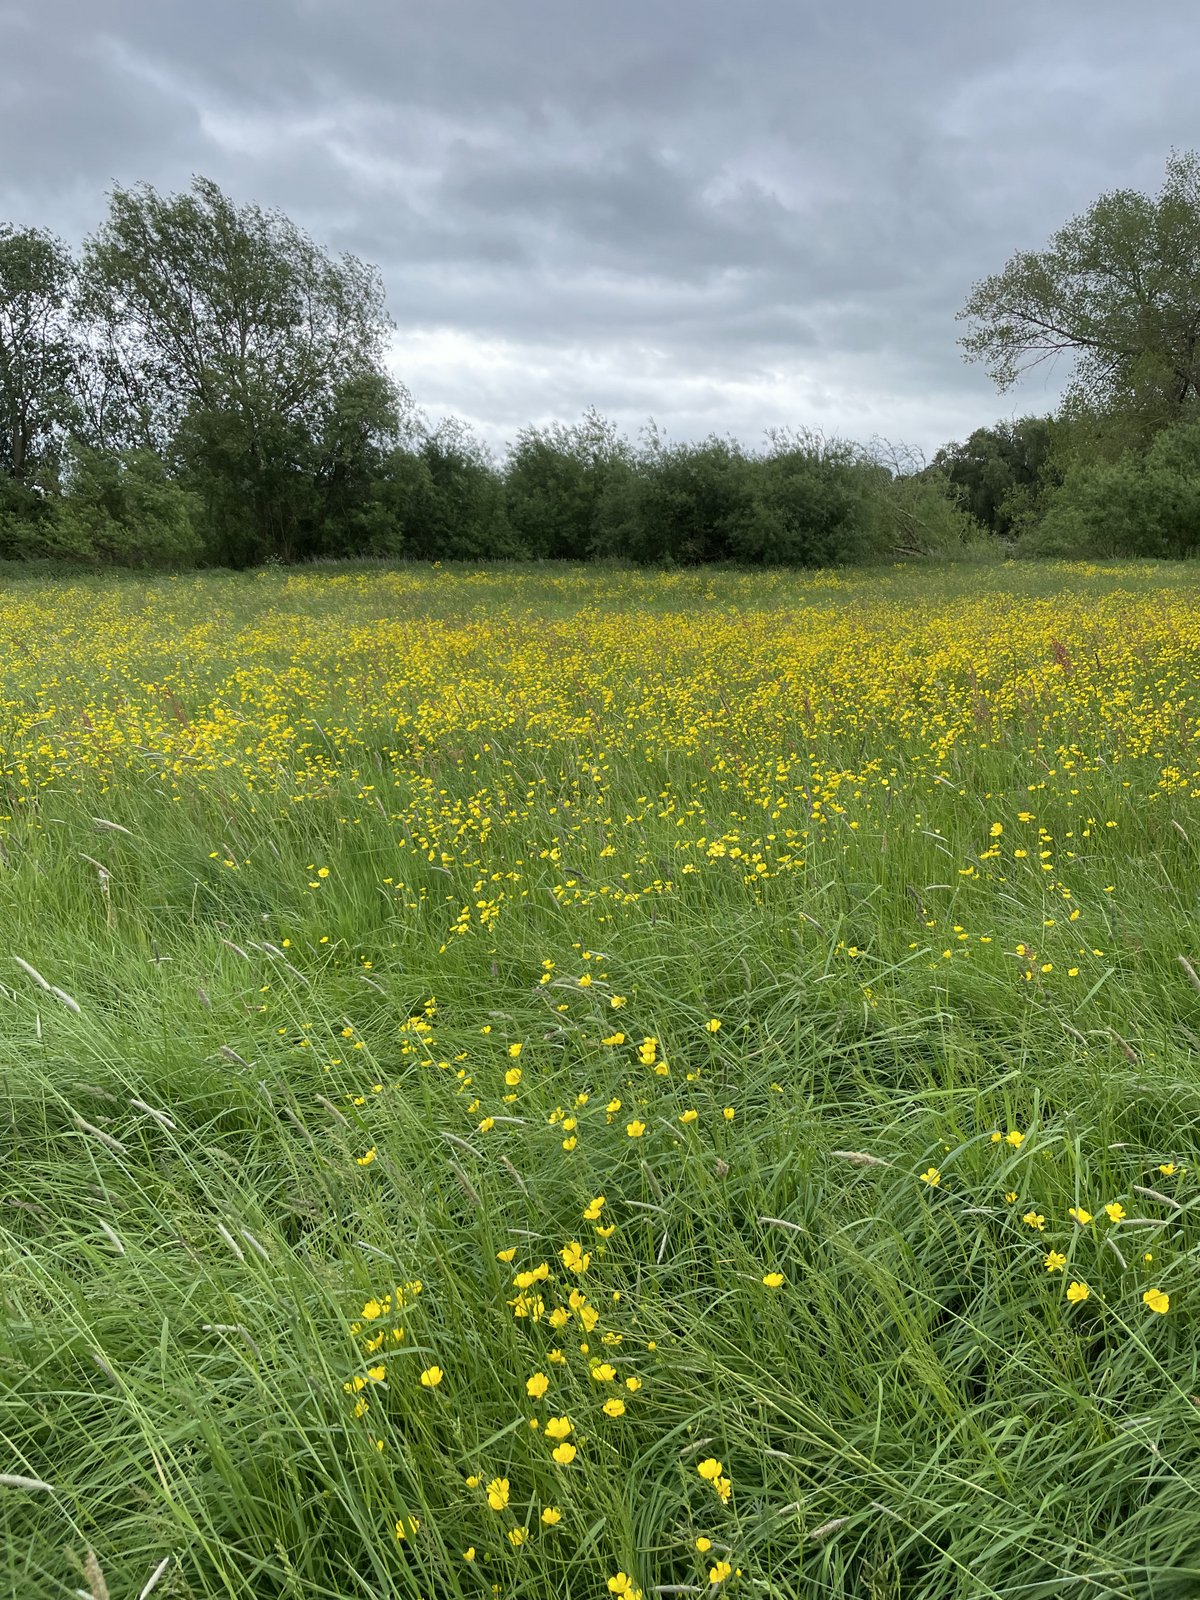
xmin=3 ymin=559 xmax=1200 ymax=1600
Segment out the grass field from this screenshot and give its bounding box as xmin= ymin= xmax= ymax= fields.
xmin=4 ymin=559 xmax=1200 ymax=1600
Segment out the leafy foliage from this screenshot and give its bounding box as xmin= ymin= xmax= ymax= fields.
xmin=0 ymin=225 xmax=76 ymax=485
xmin=78 ymin=177 xmax=402 ymax=562
xmin=1023 ymin=417 xmax=1200 ymax=557
xmin=959 ymin=151 xmax=1200 ymax=430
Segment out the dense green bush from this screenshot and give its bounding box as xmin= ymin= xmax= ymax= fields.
xmin=594 ymin=432 xmax=760 ymax=564
xmin=505 ymin=409 xmax=631 ymax=559
xmin=47 ymin=443 xmax=203 ymax=566
xmin=734 ymin=430 xmax=882 ymax=565
xmin=383 ymin=424 xmax=516 ymax=561
xmin=1022 ymin=418 xmax=1200 ymax=557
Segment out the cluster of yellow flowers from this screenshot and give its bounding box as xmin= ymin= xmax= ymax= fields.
xmin=12 ymin=565 xmax=1200 ymax=1589
xmin=920 ymin=1130 xmax=1181 ymax=1318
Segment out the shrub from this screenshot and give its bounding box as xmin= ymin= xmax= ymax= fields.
xmin=1023 ymin=419 xmax=1200 ymax=557
xmin=504 ymin=410 xmax=631 ymax=560
xmin=46 ymin=443 xmax=204 ymax=566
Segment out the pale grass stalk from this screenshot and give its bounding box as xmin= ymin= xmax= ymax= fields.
xmin=139 ymin=1557 xmax=171 ymax=1600
xmin=12 ymin=955 xmax=50 ymax=989
xmin=440 ymin=1131 xmax=478 ymax=1155
xmin=130 ymin=1098 xmax=176 ymax=1130
xmin=97 ymin=1220 xmax=125 ymax=1255
xmin=215 ymin=1223 xmax=246 ymax=1261
xmin=238 ymin=1226 xmax=270 ymax=1261
xmin=500 ymin=1154 xmax=528 ymax=1193
xmin=82 ymin=1548 xmax=109 ymax=1600
xmin=91 ymin=816 xmax=134 ymax=835
xmin=831 ymin=1149 xmax=894 ymax=1168
xmin=202 ymin=1323 xmax=261 ymax=1355
xmin=72 ymin=1114 xmax=129 ymax=1156
xmin=808 ymin=1517 xmax=849 ymax=1542
xmin=449 ymin=1159 xmax=481 ymax=1206
xmin=0 ymin=1472 xmax=54 ymax=1491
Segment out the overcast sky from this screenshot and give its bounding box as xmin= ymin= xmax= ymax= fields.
xmin=2 ymin=1 xmax=1197 ymax=456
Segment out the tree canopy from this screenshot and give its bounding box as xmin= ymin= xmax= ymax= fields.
xmin=959 ymin=151 xmax=1200 ymax=433
xmin=0 ymin=225 xmax=76 ymax=485
xmin=79 ymin=177 xmax=402 ymax=561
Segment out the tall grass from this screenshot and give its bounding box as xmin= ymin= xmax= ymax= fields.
xmin=2 ymin=561 xmax=1200 ymax=1599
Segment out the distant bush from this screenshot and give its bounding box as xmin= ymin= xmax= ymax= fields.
xmin=593 ymin=432 xmax=759 ymax=564
xmin=505 ymin=409 xmax=631 ymax=559
xmin=736 ymin=430 xmax=883 ymax=566
xmin=39 ymin=444 xmax=203 ymax=566
xmin=379 ymin=423 xmax=518 ymax=561
xmin=1022 ymin=419 xmax=1200 ymax=558
xmin=868 ymin=448 xmax=994 ymax=560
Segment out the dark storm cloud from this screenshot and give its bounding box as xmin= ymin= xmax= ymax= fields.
xmin=1 ymin=0 xmax=1197 ymax=452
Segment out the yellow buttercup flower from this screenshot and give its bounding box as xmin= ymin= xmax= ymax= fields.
xmin=1143 ymin=1287 xmax=1170 ymax=1314
xmin=1066 ymin=1280 xmax=1090 ymax=1304
xmin=561 ymin=1240 xmax=590 ymax=1274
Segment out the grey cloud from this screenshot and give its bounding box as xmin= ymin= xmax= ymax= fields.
xmin=1 ymin=0 xmax=1198 ymax=453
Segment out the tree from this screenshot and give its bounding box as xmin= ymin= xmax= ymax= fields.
xmin=1022 ymin=418 xmax=1200 ymax=559
xmin=79 ymin=176 xmax=401 ymax=562
xmin=504 ymin=409 xmax=631 ymax=559
xmin=959 ymin=151 xmax=1200 ymax=435
xmin=931 ymin=417 xmax=1055 ymax=538
xmin=377 ymin=418 xmax=514 ymax=561
xmin=0 ymin=226 xmax=76 ymax=485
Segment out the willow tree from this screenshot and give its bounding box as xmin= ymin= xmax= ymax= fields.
xmin=0 ymin=225 xmax=75 ymax=486
xmin=80 ymin=176 xmax=402 ymax=562
xmin=959 ymin=151 xmax=1200 ymax=441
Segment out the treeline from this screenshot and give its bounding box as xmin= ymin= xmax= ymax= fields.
xmin=2 ymin=155 xmax=1199 ymax=568
xmin=0 ymin=177 xmax=977 ymax=568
